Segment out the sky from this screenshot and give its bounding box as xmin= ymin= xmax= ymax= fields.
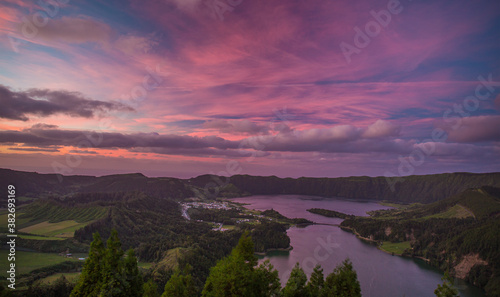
xmin=0 ymin=0 xmax=499 ymax=179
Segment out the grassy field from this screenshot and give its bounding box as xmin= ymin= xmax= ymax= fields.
xmin=39 ymin=272 xmax=80 ymax=284
xmin=378 ymin=201 xmax=408 ymax=209
xmin=138 ymin=262 xmax=154 ymax=269
xmin=155 ymin=247 xmax=188 ymax=271
xmin=379 ymin=241 xmax=411 ymax=255
xmin=222 ymin=225 xmax=237 ymax=230
xmin=0 ymin=212 xmax=31 ymax=230
xmin=19 ymin=220 xmax=89 ymax=238
xmin=0 ymin=250 xmax=77 ymax=277
xmin=16 ymin=196 xmax=36 ymax=202
xmin=18 ymin=234 xmax=66 ymax=240
xmin=423 ymin=204 xmax=474 ymax=219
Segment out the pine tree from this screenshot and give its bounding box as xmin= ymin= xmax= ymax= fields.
xmin=71 ymin=232 xmax=105 ymax=297
xmin=254 ymin=260 xmax=281 ymax=297
xmin=124 ymin=249 xmax=144 ymax=297
xmin=232 ymin=231 xmax=257 ymax=267
xmin=306 ymin=265 xmax=324 ymax=296
xmin=100 ymin=229 xmax=128 ymax=296
xmin=323 ymin=259 xmax=361 ymax=297
xmin=202 ymin=231 xmax=279 ymax=297
xmin=52 ymin=275 xmax=73 ymax=297
xmin=71 ymin=230 xmax=144 ymax=297
xmin=162 ymin=265 xmax=196 ymax=297
xmin=143 ymin=280 xmax=160 ymax=297
xmin=282 ymin=263 xmax=309 ymax=297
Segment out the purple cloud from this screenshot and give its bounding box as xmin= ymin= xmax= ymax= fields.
xmin=0 ymin=85 xmax=133 ymax=121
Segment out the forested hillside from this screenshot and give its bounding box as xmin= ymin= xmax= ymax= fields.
xmin=0 ymin=169 xmax=191 ymax=203
xmin=341 ymin=186 xmax=500 ymax=296
xmin=2 ymin=168 xmax=500 ymax=204
xmin=3 ymin=191 xmax=303 ymax=294
xmin=210 ymin=172 xmax=500 ymax=203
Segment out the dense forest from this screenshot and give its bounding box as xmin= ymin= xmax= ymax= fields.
xmin=187 ymin=208 xmax=252 ymax=225
xmin=260 ymin=209 xmax=313 ymax=225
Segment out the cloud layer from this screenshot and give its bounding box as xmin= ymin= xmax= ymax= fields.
xmin=0 ymin=0 xmax=498 ymax=177
xmin=0 ymin=85 xmax=133 ymax=121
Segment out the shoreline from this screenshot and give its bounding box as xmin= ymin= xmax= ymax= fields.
xmin=341 ymin=226 xmax=431 ymax=262
xmin=255 ymin=246 xmax=293 ymax=256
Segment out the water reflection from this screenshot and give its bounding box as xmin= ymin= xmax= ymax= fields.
xmin=231 ymin=195 xmax=486 ymax=297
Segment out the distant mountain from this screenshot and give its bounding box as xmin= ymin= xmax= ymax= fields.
xmin=0 ymin=168 xmax=192 ymax=201
xmin=190 ymin=172 xmax=500 ymax=203
xmin=1 ymin=168 xmax=500 ymax=204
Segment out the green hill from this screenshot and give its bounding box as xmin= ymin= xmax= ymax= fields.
xmin=341 ymin=187 xmax=500 ymax=296
xmin=0 ymin=169 xmax=192 ymax=203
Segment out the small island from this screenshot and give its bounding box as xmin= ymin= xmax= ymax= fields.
xmin=306 ymin=208 xmax=355 ymax=219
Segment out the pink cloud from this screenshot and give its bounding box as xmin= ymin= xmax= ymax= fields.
xmin=23 ymin=16 xmax=113 ymax=45
xmin=362 ymin=119 xmax=401 ymax=138
xmin=203 ymin=119 xmax=271 ymax=135
xmin=0 ymin=0 xmax=498 ymax=177
xmin=441 ymin=115 xmax=500 ymax=143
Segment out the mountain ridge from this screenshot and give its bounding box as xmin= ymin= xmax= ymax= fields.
xmin=2 ymin=168 xmax=500 ymax=204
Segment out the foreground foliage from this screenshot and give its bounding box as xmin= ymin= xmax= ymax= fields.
xmin=200 ymin=232 xmax=361 ymax=297
xmin=17 ymin=229 xmax=471 ymax=297
xmin=434 ymin=273 xmax=459 ymax=297
xmin=70 ymin=230 xmax=143 ymax=297
xmin=64 ymin=231 xmax=361 ymax=297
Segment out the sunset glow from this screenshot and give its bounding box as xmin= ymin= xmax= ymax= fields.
xmin=0 ymin=0 xmax=499 ymax=178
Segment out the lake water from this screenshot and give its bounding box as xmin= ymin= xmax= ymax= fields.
xmin=230 ymin=195 xmax=486 ymax=297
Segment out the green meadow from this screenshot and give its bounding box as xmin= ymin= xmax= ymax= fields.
xmin=0 ymin=250 xmax=78 ymax=277
xmin=39 ymin=272 xmax=81 ymax=284
xmin=379 ymin=241 xmax=411 ymax=256
xmin=19 ymin=220 xmax=88 ymax=238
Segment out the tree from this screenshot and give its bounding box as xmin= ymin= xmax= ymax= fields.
xmin=71 ymin=232 xmax=105 ymax=297
xmin=282 ymin=263 xmax=309 ymax=297
xmin=162 ymin=265 xmax=196 ymax=297
xmin=143 ymin=280 xmax=159 ymax=297
xmin=100 ymin=229 xmax=128 ymax=296
xmin=306 ymin=265 xmax=324 ymax=296
xmin=232 ymin=231 xmax=258 ymax=267
xmin=254 ymin=260 xmax=281 ymax=297
xmin=201 ymin=231 xmax=279 ymax=297
xmin=124 ymin=249 xmax=144 ymax=296
xmin=71 ymin=230 xmax=143 ymax=297
xmin=52 ymin=275 xmax=73 ymax=297
xmin=323 ymin=259 xmax=361 ymax=297
xmin=434 ymin=272 xmax=459 ymax=297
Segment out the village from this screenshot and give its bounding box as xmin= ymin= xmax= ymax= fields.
xmin=179 ymin=200 xmax=266 ymax=231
